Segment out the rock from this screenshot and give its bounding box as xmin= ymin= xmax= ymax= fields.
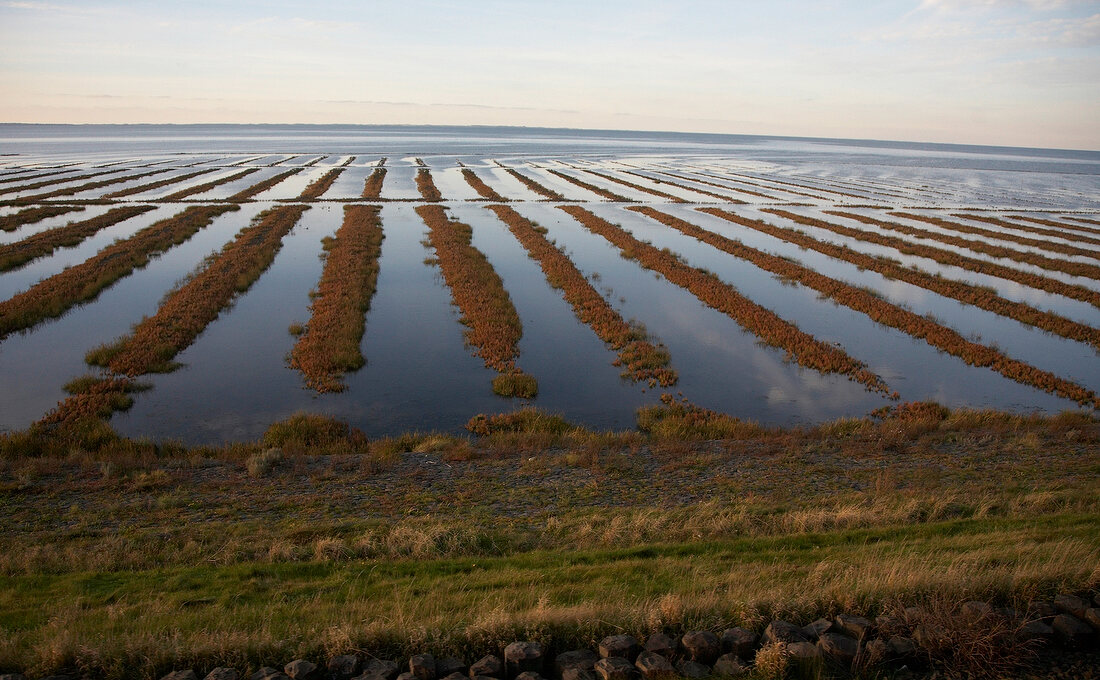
xmin=902 ymin=607 xmax=923 ymax=623
xmin=680 ymin=631 xmax=720 ymax=665
xmin=514 ymin=673 xmax=544 ymax=680
xmin=863 ymin=639 xmax=887 ymax=664
xmin=801 ymin=618 xmax=832 ymax=641
xmin=0 ymin=674 xmax=26 ymax=680
xmin=674 ymin=660 xmax=708 ymax=679
xmin=437 ymin=659 xmax=467 ymax=678
xmin=410 ymin=655 xmax=436 ymax=680
xmin=441 ymin=674 xmax=467 ymax=680
xmin=833 ymin=614 xmax=872 ymax=639
xmin=632 ymin=652 xmax=675 ymax=680
xmin=504 ymin=643 xmax=544 ymax=677
xmin=362 ymin=660 xmax=400 ymax=680
xmin=469 ymin=656 xmax=504 ymax=679
xmin=1028 ymin=601 xmax=1057 ymax=621
xmin=1052 ymin=613 xmax=1095 ymax=647
xmin=1085 ymin=608 xmax=1100 ymax=631
xmin=1054 ymin=594 xmax=1091 ymax=619
xmin=817 ymin=633 xmax=858 ymax=667
xmin=761 ymin=620 xmax=807 ymax=646
xmin=960 ymin=601 xmax=993 ymax=620
xmin=285 ymin=660 xmax=321 ymax=680
xmin=555 ymin=649 xmax=598 ymax=677
xmin=711 ymin=653 xmax=748 ymax=677
xmin=593 ymin=657 xmax=635 ymax=680
xmin=161 ymin=672 xmax=199 ymax=680
xmin=327 ymin=656 xmax=360 ymax=680
xmin=205 ymin=670 xmax=239 ymax=680
xmin=887 ymin=636 xmax=918 ymax=658
xmin=562 ymin=669 xmax=595 ymax=680
xmin=785 ymin=641 xmax=820 ymax=667
xmin=396 ymin=673 xmax=418 ymax=680
xmin=1016 ymin=619 xmax=1055 ymax=643
xmin=718 ymin=628 xmax=757 ymax=659
xmin=874 ymin=615 xmax=900 ymax=631
xmin=913 ymin=623 xmax=947 ymax=649
xmin=643 ymin=634 xmax=676 ymax=659
xmin=251 ymin=670 xmax=288 ymax=680
xmin=599 ymin=635 xmax=641 ymax=661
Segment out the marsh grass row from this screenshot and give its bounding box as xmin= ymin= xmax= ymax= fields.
xmin=559 ymin=205 xmax=895 ymax=397
xmin=505 ymin=168 xmax=566 ymax=200
xmin=722 ymin=171 xmax=846 ymax=200
xmin=228 ymin=168 xmax=303 ymax=201
xmin=0 ymin=205 xmax=84 ymax=232
xmin=636 ymin=206 xmax=1099 ymax=408
xmin=162 ymin=168 xmax=260 ymax=201
xmin=417 ymin=168 xmax=443 ymax=201
xmin=578 ymin=168 xmax=686 ymax=203
xmin=0 ymin=205 xmax=155 ymax=272
xmin=546 ymin=169 xmax=631 ymax=201
xmin=960 ymin=213 xmax=1100 ymax=247
xmin=699 ymin=208 xmax=1100 ymax=350
xmin=770 ymin=209 xmax=1100 ymax=308
xmin=894 ymin=211 xmax=1100 ymax=261
xmin=362 ymin=168 xmax=387 ymax=198
xmin=103 ymin=168 xmax=217 ymax=199
xmin=620 ymin=169 xmax=744 ymax=203
xmin=487 ymin=205 xmax=677 ymax=387
xmin=417 ymin=205 xmax=536 ymax=398
xmin=289 ymin=205 xmax=384 ymax=392
xmin=0 ymin=168 xmax=122 ymax=195
xmin=462 ymin=169 xmax=507 ymax=202
xmin=0 ymin=204 xmax=238 ymax=338
xmin=17 ymin=168 xmax=169 ymax=203
xmin=297 ymin=168 xmax=345 ymax=200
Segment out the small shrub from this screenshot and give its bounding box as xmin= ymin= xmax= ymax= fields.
xmin=130 ymin=469 xmax=170 ymax=491
xmin=465 ymin=408 xmax=572 ymax=437
xmin=492 ymin=372 xmax=538 ymax=398
xmin=246 ymin=447 xmax=283 ymax=477
xmin=262 ymin=412 xmax=368 ymax=454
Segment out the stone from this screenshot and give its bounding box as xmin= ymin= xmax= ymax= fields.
xmin=363 ymin=660 xmax=400 ymax=680
xmin=441 ymin=674 xmax=467 ymax=680
xmin=902 ymin=607 xmax=923 ymax=623
xmin=396 ymin=673 xmax=418 ymax=680
xmin=469 ymin=656 xmax=504 ymax=679
xmin=642 ymin=634 xmax=675 ymax=659
xmin=504 ymin=643 xmax=544 ymax=677
xmin=886 ymin=636 xmax=917 ymax=658
xmin=251 ymin=670 xmax=288 ymax=680
xmin=1052 ymin=613 xmax=1095 ymax=647
xmin=863 ymin=639 xmax=887 ymax=664
xmin=593 ymin=657 xmax=635 ymax=680
xmin=0 ymin=675 xmax=27 ymax=680
xmin=285 ymin=660 xmax=321 ymax=680
xmin=410 ymin=655 xmax=436 ymax=680
xmin=874 ymin=615 xmax=900 ymax=631
xmin=801 ymin=619 xmax=832 ymax=641
xmin=599 ymin=635 xmax=641 ymax=661
xmin=960 ymin=601 xmax=993 ymax=619
xmin=437 ymin=659 xmax=467 ymax=678
xmin=761 ymin=620 xmax=807 ymax=646
xmin=674 ymin=660 xmax=709 ymax=679
xmin=817 ymin=633 xmax=858 ymax=667
xmin=1085 ymin=608 xmax=1100 ymax=631
xmin=555 ymin=649 xmax=598 ymax=677
xmin=161 ymin=672 xmax=199 ymax=680
xmin=912 ymin=623 xmax=947 ymax=649
xmin=562 ymin=669 xmax=596 ymax=680
xmin=632 ymin=652 xmax=675 ymax=680
xmin=1016 ymin=619 xmax=1055 ymax=643
xmin=205 ymin=670 xmax=239 ymax=680
xmin=785 ymin=641 xmax=820 ymax=666
xmin=680 ymin=631 xmax=721 ymax=665
xmin=328 ymin=657 xmax=360 ymax=680
xmin=1028 ymin=601 xmax=1057 ymax=621
xmin=711 ymin=653 xmax=748 ymax=677
xmin=718 ymin=628 xmax=757 ymax=659
xmin=1054 ymin=594 xmax=1091 ymax=619
xmin=833 ymin=614 xmax=872 ymax=639
xmin=514 ymin=673 xmax=544 ymax=680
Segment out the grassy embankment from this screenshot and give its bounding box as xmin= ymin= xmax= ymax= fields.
xmin=227 ymin=168 xmax=302 ymax=201
xmin=546 ymin=169 xmax=630 ymax=201
xmin=894 ymin=212 xmax=1100 ymax=263
xmin=960 ymin=213 xmax=1100 ymax=247
xmin=362 ymin=168 xmax=387 ymax=199
xmin=103 ymin=169 xmax=218 ymax=199
xmin=417 ymin=204 xmax=536 ymax=398
xmin=0 ymin=205 xmax=85 ymax=232
xmin=0 ymin=401 xmax=1096 ymax=679
xmin=559 ymin=206 xmax=894 ymax=398
xmin=416 ymin=168 xmax=443 ymax=201
xmin=578 ymin=169 xmax=686 ymax=203
xmin=161 ymin=168 xmax=260 ymax=201
xmin=504 ymin=168 xmax=567 ymax=201
xmin=0 ymin=206 xmax=155 ymax=272
xmin=16 ymin=169 xmax=170 ymax=203
xmin=289 ymin=206 xmax=384 ymax=392
xmin=298 ymin=168 xmax=344 ymax=200
xmin=462 ymin=169 xmax=507 ymax=202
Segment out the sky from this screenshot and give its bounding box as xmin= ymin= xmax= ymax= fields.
xmin=1 ymin=0 xmax=1098 ymax=149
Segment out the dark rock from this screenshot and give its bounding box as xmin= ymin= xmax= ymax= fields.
xmin=632 ymin=652 xmax=675 ymax=680
xmin=761 ymin=620 xmax=807 ymax=646
xmin=995 ymin=606 xmax=1019 ymax=620
xmin=1016 ymin=619 xmax=1055 ymax=643
xmin=834 ymin=614 xmax=872 ymax=639
xmin=1028 ymin=601 xmax=1057 ymax=621
xmin=674 ymin=660 xmax=708 ymax=679
xmin=960 ymin=601 xmax=993 ymax=620
xmin=874 ymin=615 xmax=900 ymax=631
xmin=785 ymin=641 xmax=820 ymax=666
xmin=1052 ymin=613 xmax=1094 ymax=647
xmin=409 ymin=656 xmax=436 ymax=680
xmin=817 ymin=633 xmax=858 ymax=667
xmin=469 ymin=656 xmax=504 ymax=679
xmin=327 ymin=656 xmax=359 ymax=680
xmin=643 ymin=634 xmax=675 ymax=659
xmin=562 ymin=669 xmax=595 ymax=680
xmin=555 ymin=649 xmax=598 ymax=677
xmin=504 ymin=643 xmax=544 ymax=677
xmin=204 ymin=670 xmax=239 ymax=680
xmin=1054 ymin=594 xmax=1091 ymax=619
xmin=470 ymin=677 xmax=498 ymax=680
xmin=864 ymin=639 xmax=887 ymax=664
xmin=680 ymin=631 xmax=720 ymax=665
xmin=913 ymin=623 xmax=947 ymax=649
xmin=902 ymin=607 xmax=923 ymax=623
xmin=711 ymin=653 xmax=748 ymax=677
xmin=396 ymin=673 xmax=418 ymax=680
xmin=718 ymin=628 xmax=756 ymax=659
xmin=161 ymin=672 xmax=199 ymax=680
xmin=514 ymin=673 xmax=544 ymax=680
xmin=285 ymin=660 xmax=321 ymax=680
xmin=887 ymin=636 xmax=918 ymax=658
xmin=599 ymin=635 xmax=641 ymax=661
xmin=441 ymin=674 xmax=467 ymax=680
xmin=593 ymin=657 xmax=635 ymax=680
xmin=363 ymin=660 xmax=400 ymax=680
xmin=1085 ymin=608 xmax=1100 ymax=631
xmin=0 ymin=674 xmax=26 ymax=680
xmin=801 ymin=619 xmax=832 ymax=641
xmin=251 ymin=669 xmax=289 ymax=680
xmin=437 ymin=659 xmax=467 ymax=678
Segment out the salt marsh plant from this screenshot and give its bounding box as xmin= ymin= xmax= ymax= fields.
xmin=416 ymin=168 xmax=443 ymax=201
xmin=461 ymin=168 xmax=507 ymax=202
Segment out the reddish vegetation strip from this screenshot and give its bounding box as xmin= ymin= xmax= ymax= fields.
xmin=699 ymin=208 xmax=1100 ymax=351
xmin=0 ymin=205 xmax=85 ymax=232
xmin=416 ymin=205 xmax=534 ymax=394
xmin=161 ymin=168 xmax=260 ymax=201
xmin=290 ymin=206 xmax=384 ymax=392
xmin=559 ymin=205 xmax=893 ymax=397
xmin=894 ymin=212 xmax=1100 ymax=261
xmin=362 ymin=169 xmax=387 ymax=199
xmin=0 ymin=169 xmax=83 ymax=186
xmin=38 ymin=377 xmax=140 ymax=427
xmin=488 ymin=205 xmax=677 ymax=387
xmin=767 ymin=209 xmax=1100 ymax=309
xmin=728 ymin=171 xmax=855 ymax=199
xmin=228 ymin=168 xmax=303 ymax=201
xmin=18 ymin=169 xmax=169 ymax=202
xmin=1012 ymin=214 xmax=1100 ymax=238
xmin=953 ymin=213 xmax=1100 ymax=247
xmin=504 ymin=169 xmax=566 ymax=200
xmin=834 ymin=211 xmax=1100 ymax=281
xmin=546 ymin=169 xmax=630 ymax=201
xmin=0 ymin=169 xmax=119 ymax=194
xmin=0 ymin=205 xmax=155 ymax=272
xmin=621 ymin=169 xmax=745 ymax=203
xmin=1068 ymin=216 xmax=1100 ymax=229
xmin=461 ymin=169 xmax=507 ymax=202
xmin=90 ymin=206 xmax=307 ymax=376
xmin=298 ymin=168 xmax=344 ymax=199
xmin=103 ymin=169 xmax=218 ymax=199
xmin=0 ymin=205 xmax=238 ymax=338
xmin=669 ymin=171 xmax=779 ymax=199
xmin=416 ymin=169 xmax=442 ymax=201
xmin=637 ymin=207 xmax=1098 ymax=408
xmin=579 ymin=169 xmax=686 ymax=202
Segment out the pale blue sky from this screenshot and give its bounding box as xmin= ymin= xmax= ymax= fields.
xmin=2 ymin=0 xmax=1098 ymax=148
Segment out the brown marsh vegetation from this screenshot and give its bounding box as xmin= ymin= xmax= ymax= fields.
xmin=894 ymin=211 xmax=1100 ymax=261
xmin=621 ymin=169 xmax=745 ymax=203
xmin=298 ymin=168 xmax=344 ymax=200
xmin=102 ymin=169 xmax=218 ymax=199
xmin=0 ymin=205 xmax=84 ymax=232
xmin=546 ymin=168 xmax=631 ymax=201
xmin=290 ymin=205 xmax=384 ymax=392
xmin=0 ymin=205 xmax=155 ymax=272
xmin=415 ymin=168 xmax=442 ymax=201
xmin=361 ymin=168 xmax=387 ymax=199
xmin=227 ymin=168 xmax=303 ymax=201
xmin=504 ymin=168 xmax=567 ymax=200
xmin=161 ymin=168 xmax=260 ymax=201
xmin=960 ymin=213 xmax=1100 ymax=246
xmin=579 ymin=168 xmax=686 ymax=202
xmin=461 ymin=168 xmax=507 ymax=201
xmin=17 ymin=168 xmax=169 ymax=202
